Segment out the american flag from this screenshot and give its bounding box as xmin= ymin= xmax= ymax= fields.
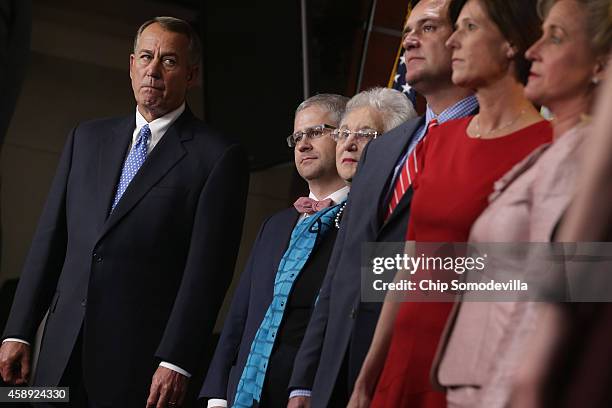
xmin=390 ymin=52 xmax=417 ymax=108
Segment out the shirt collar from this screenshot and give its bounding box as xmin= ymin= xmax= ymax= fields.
xmin=134 ymin=102 xmax=186 ymax=145
xmin=309 ymin=185 xmax=350 ymax=204
xmin=424 ymin=94 xmax=478 ymax=125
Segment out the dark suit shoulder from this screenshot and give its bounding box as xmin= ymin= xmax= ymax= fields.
xmin=76 ymin=115 xmax=132 ymax=132
xmin=368 ymin=115 xmax=423 ymax=151
xmin=350 ymin=115 xmax=423 ymax=183
xmin=268 ymin=206 xmax=299 ymax=220
xmin=72 ymin=111 xmax=241 ymax=154
xmin=63 ymin=116 xmax=133 ymax=152
xmin=179 ymin=113 xmax=242 ymax=153
xmin=259 ymin=207 xmax=299 ymax=233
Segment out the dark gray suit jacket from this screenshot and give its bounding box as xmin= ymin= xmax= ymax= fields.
xmin=289 ymin=116 xmax=424 ymax=406
xmin=2 ymin=108 xmax=249 ymax=406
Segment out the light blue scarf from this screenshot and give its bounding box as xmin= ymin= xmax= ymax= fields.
xmin=232 ymin=203 xmax=342 ymax=407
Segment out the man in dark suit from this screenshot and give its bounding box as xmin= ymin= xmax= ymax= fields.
xmin=0 ymin=17 xmax=249 ymax=408
xmin=288 ymin=0 xmax=478 ymax=406
xmin=200 ymin=94 xmax=349 ymax=408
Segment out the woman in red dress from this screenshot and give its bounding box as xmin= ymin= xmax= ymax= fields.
xmin=348 ymin=0 xmax=551 ymax=407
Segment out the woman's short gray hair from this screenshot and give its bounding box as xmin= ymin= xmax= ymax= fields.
xmin=345 ymin=87 xmax=416 ymax=133
xmin=134 ymin=16 xmax=202 ymax=66
xmin=295 ymin=94 xmax=350 ymax=126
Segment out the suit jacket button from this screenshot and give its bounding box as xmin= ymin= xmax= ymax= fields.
xmin=350 ymin=308 xmax=356 ymax=319
xmin=93 ymin=253 xmax=102 ymax=263
xmin=81 ymin=299 xmax=87 ymax=307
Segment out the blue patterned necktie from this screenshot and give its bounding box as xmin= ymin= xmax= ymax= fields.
xmin=111 ymin=124 xmax=151 ymax=212
xmin=233 ymin=202 xmax=344 ymax=407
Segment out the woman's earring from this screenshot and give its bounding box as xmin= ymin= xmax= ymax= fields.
xmin=506 ymin=44 xmax=517 ymax=58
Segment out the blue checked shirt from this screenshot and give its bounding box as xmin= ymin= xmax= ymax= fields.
xmin=391 ymin=94 xmax=479 ymax=183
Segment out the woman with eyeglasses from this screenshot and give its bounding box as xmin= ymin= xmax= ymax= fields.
xmin=333 ymin=87 xmax=416 ymax=184
xmin=329 ymin=87 xmax=416 ymax=232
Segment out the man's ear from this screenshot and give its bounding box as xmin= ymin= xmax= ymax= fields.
xmin=187 ymin=65 xmax=200 ymax=87
xmin=129 ymin=54 xmax=135 ymax=80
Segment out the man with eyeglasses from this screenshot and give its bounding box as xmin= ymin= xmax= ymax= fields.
xmin=200 ymin=94 xmax=350 ymax=408
xmin=288 ymin=1 xmax=478 ymax=406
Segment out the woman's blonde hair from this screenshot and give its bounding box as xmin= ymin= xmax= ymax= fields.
xmin=538 ymin=0 xmax=612 ymax=57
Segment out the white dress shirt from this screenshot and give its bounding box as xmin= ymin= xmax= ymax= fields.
xmin=133 ymin=102 xmax=186 ymax=154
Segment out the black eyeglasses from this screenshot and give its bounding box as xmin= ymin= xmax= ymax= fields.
xmin=286 ymin=124 xmax=336 ymax=147
xmin=331 ymin=128 xmax=379 ymax=143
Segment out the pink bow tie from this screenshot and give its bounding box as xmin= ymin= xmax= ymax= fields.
xmin=293 ymin=197 xmax=334 ymax=215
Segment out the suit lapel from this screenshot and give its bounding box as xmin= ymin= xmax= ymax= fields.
xmin=383 ymin=187 xmax=414 ymax=228
xmin=277 ymin=209 xmax=300 ymax=254
xmin=430 ymin=300 xmax=463 ymax=390
xmin=372 ymin=117 xmax=423 ymax=232
xmin=98 ymin=110 xmax=193 ymax=241
xmin=255 ymin=209 xmax=299 ymax=302
xmin=97 ymin=116 xmax=134 ymax=228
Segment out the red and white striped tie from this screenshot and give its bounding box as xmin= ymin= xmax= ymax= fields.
xmin=385 ymin=118 xmax=438 ymax=221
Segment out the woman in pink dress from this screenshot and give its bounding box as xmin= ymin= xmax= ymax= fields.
xmin=434 ymin=0 xmax=611 ymax=407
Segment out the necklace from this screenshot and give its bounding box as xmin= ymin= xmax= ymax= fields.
xmin=334 ymin=202 xmax=347 ymax=228
xmin=473 ymin=109 xmax=527 ymax=138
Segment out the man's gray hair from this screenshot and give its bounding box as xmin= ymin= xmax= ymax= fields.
xmin=295 ymin=94 xmax=350 ymax=126
xmin=345 ymin=87 xmax=416 ymax=133
xmin=134 ymin=16 xmax=202 ymax=66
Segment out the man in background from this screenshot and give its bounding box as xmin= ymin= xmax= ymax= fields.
xmin=0 ymin=16 xmax=249 ymax=407
xmin=201 ymin=94 xmax=349 ymax=408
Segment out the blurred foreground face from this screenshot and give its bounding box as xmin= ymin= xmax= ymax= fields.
xmin=524 ymin=0 xmax=596 ymax=108
xmin=446 ymin=0 xmax=513 ymax=88
xmin=334 ymin=107 xmax=384 ymax=182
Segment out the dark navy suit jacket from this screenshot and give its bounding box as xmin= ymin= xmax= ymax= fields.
xmin=200 ymin=204 xmax=342 ymax=406
xmin=2 ymin=109 xmax=249 ymax=406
